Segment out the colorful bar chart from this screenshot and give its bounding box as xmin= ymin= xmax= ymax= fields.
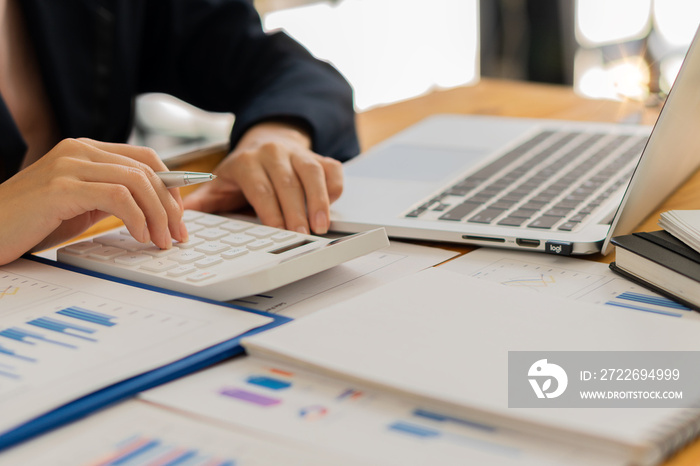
xmin=56 ymin=306 xmax=117 ymax=327
xmin=336 ymin=388 xmax=363 ymax=401
xmin=245 ymin=375 xmax=292 ymax=390
xmin=87 ymin=434 xmax=236 ymax=466
xmin=27 ymin=317 xmax=98 ymax=342
xmin=219 ymin=388 xmax=281 ymax=407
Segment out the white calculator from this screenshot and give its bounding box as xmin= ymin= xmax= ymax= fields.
xmin=57 ymin=210 xmax=389 ymax=301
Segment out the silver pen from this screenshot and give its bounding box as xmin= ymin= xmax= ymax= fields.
xmin=156 ymin=171 xmax=217 ymax=188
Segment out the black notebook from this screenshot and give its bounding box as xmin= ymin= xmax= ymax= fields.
xmin=610 ymin=230 xmax=700 ymax=311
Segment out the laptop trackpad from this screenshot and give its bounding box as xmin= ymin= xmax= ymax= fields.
xmin=345 ymin=144 xmax=488 ymax=183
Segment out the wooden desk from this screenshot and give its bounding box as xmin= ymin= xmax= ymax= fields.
xmin=75 ymin=79 xmax=700 ymax=465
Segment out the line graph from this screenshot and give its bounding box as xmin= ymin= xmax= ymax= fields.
xmin=0 ymin=286 xmax=18 ymax=299
xmin=501 ymin=275 xmax=557 ymax=288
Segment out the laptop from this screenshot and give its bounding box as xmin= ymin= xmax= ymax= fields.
xmin=330 ymin=28 xmax=700 ymax=256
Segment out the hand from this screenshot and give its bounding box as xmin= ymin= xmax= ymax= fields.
xmin=0 ymin=138 xmax=187 ymax=265
xmin=183 ymin=121 xmax=343 ymax=235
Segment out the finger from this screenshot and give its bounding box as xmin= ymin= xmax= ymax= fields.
xmin=317 ymin=155 xmax=344 ymax=204
xmin=66 ymin=180 xmax=151 ymax=243
xmin=76 ymin=138 xmax=168 ymax=170
xmin=290 ymin=154 xmax=330 ymax=234
xmin=231 ymin=156 xmax=286 ymax=229
xmin=73 ymin=138 xmax=185 ymax=212
xmin=266 ymin=157 xmax=312 ymax=234
xmin=71 ymin=159 xmax=183 ymax=247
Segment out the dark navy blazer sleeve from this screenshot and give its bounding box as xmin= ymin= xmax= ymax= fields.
xmin=137 ymin=0 xmax=360 ymax=162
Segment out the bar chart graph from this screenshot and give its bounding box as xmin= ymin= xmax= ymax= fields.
xmin=387 ymin=408 xmax=520 ymax=457
xmin=0 ymin=288 xmax=202 ymax=402
xmin=0 ymin=327 xmax=77 ymax=349
xmin=0 ymin=343 xmax=36 ymax=363
xmin=145 ymin=358 xmax=602 ymax=466
xmin=27 ymin=316 xmax=99 ymax=342
xmin=604 ymin=291 xmax=691 ymax=317
xmin=0 ymin=258 xmax=271 ymax=448
xmin=0 ymin=362 xmax=19 ymax=380
xmin=57 ymin=306 xmax=117 ymax=327
xmin=444 ymin=249 xmax=700 ymax=320
xmin=87 ymin=434 xmax=236 ymax=466
xmin=1 ymin=401 xmax=341 ymax=466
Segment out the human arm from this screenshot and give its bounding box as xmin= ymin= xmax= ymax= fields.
xmin=137 ymin=1 xmax=359 ymax=231
xmin=0 ymin=138 xmax=187 ymax=266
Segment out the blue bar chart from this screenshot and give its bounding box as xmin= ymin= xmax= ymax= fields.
xmin=605 ymin=291 xmax=691 ymax=317
xmin=0 ymin=305 xmax=120 ymax=385
xmin=27 ymin=317 xmax=99 ymax=342
xmin=0 ymin=327 xmax=77 ymax=349
xmin=57 ymin=306 xmax=117 ymax=327
xmin=0 ymin=342 xmax=36 ymax=363
xmin=0 ymin=362 xmax=20 ymax=380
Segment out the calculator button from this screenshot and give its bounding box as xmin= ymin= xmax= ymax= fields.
xmin=221 ymin=247 xmax=249 ymax=259
xmin=195 ymin=242 xmax=230 ymax=255
xmin=221 ymin=220 xmax=252 ymax=233
xmin=271 ymin=231 xmax=297 ymax=242
xmin=195 ymin=228 xmax=228 ymax=241
xmin=140 ymin=259 xmax=179 ymax=272
xmin=187 ymin=271 xmax=217 ymax=282
xmin=88 ymin=246 xmax=127 ymax=261
xmin=62 ymin=241 xmax=102 ymax=255
xmin=247 ymin=239 xmax=274 ymax=251
xmin=247 ymin=226 xmax=278 ymax=238
xmin=114 ymin=254 xmax=152 ymax=266
xmin=94 ymin=234 xmax=150 ymax=251
xmin=195 ymin=256 xmax=223 ymax=268
xmin=170 ymin=250 xmax=206 ymax=264
xmin=195 ymin=215 xmax=227 ymax=227
xmin=221 ymin=234 xmax=256 ymax=247
xmin=175 ymin=237 xmax=205 ymax=249
xmin=141 ymin=246 xmax=180 ymax=257
xmin=184 ymin=223 xmax=205 ymax=235
xmin=167 ymin=264 xmax=197 ymax=277
xmin=182 ymin=211 xmax=204 ymax=222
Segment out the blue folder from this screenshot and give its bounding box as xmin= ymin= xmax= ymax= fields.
xmin=0 ymin=255 xmax=291 ymax=452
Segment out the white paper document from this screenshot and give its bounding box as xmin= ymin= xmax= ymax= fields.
xmin=0 ymin=400 xmax=351 ymax=466
xmin=143 ymin=357 xmax=624 ymax=466
xmin=241 ymin=267 xmax=700 ymax=465
xmin=0 ymin=258 xmax=271 ymax=437
xmin=230 ymin=240 xmax=457 ymax=318
xmin=441 ymin=248 xmax=700 ymax=319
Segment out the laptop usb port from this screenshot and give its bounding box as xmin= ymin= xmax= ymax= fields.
xmin=516 ymin=238 xmax=540 ymax=248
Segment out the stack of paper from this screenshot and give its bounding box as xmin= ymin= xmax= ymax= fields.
xmin=659 ymin=209 xmax=700 ymax=253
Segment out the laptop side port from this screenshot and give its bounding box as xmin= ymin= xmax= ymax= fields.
xmin=462 ymin=235 xmax=506 ymax=243
xmin=516 ymin=238 xmax=540 ymax=248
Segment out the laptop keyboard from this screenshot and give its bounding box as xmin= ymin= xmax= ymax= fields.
xmin=405 ymin=130 xmax=646 ymax=231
